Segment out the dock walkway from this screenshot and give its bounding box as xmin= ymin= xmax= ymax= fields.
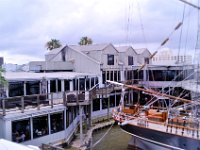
xmin=70 ymin=120 xmax=115 ymax=150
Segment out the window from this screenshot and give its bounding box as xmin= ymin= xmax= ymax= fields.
xmin=107 ymin=54 xmax=114 ymax=65
xmin=110 ymin=71 xmax=113 ymax=81
xmin=118 ymin=71 xmax=121 ymax=81
xmin=61 ymin=49 xmax=66 ymax=62
xmin=114 ymin=71 xmax=118 ymax=81
xmin=91 ymin=78 xmax=94 ymax=87
xmin=102 ymin=71 xmax=106 ymax=84
xmin=9 ymin=81 xmax=24 ymax=97
xmin=66 ymin=107 xmax=73 ymax=127
xmin=86 ymin=78 xmax=90 ymax=90
xmin=64 ymin=80 xmax=70 ymax=91
xmin=33 ymin=115 xmax=48 ymax=138
xmin=116 ymin=95 xmax=121 ymax=106
xmin=73 ymin=79 xmax=78 ymax=91
xmin=109 ymin=95 xmax=115 ymax=107
xmin=79 ymin=78 xmax=85 ymax=91
xmin=50 ymin=80 xmax=56 ymax=92
xmin=144 ymin=58 xmax=149 ymax=64
xmin=95 ymin=77 xmax=98 ymax=85
xmin=50 ymin=112 xmax=64 ymax=134
xmin=58 ymin=80 xmax=61 ymax=92
xmin=93 ymin=98 xmax=100 ymax=111
xmin=128 ymin=56 xmax=134 ymax=65
xmin=102 ymin=98 xmax=108 ymax=109
xmin=26 ymin=81 xmax=40 ymax=95
xmin=12 ymin=119 xmax=31 ymax=143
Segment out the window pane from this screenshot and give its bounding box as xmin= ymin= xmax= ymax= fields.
xmin=102 ymin=98 xmax=108 ymax=109
xmin=114 ymin=71 xmax=117 ymax=81
xmin=107 ymin=54 xmax=114 ymax=65
xmin=86 ymin=78 xmax=90 ymax=90
xmin=33 ymin=115 xmax=48 ymax=138
xmin=50 ymin=112 xmax=64 ymax=134
xmin=26 ymin=81 xmax=40 ymax=95
xmin=64 ymin=80 xmax=70 ymax=91
xmin=58 ymin=80 xmax=61 ymax=92
xmin=93 ymin=98 xmax=100 ymax=111
xmin=116 ymin=95 xmax=121 ymax=106
xmin=79 ymin=78 xmax=85 ymax=91
xmin=66 ymin=107 xmax=73 ymax=128
xmin=91 ymin=78 xmax=94 ymax=87
xmin=9 ymin=81 xmax=24 ymax=97
xmin=145 ymin=58 xmax=149 ymax=64
xmin=109 ymin=95 xmax=115 ymax=107
xmin=128 ymin=56 xmax=133 ymax=65
xmin=50 ymin=80 xmax=56 ymax=93
xmin=12 ymin=119 xmax=31 ymax=143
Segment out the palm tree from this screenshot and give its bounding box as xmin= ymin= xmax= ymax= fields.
xmin=46 ymin=39 xmax=62 ymax=50
xmin=79 ymin=36 xmax=93 ymax=45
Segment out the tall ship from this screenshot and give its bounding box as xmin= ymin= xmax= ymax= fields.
xmin=110 ymin=1 xmax=200 ymax=150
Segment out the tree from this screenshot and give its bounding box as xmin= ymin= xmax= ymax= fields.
xmin=0 ymin=67 xmax=6 ymax=85
xmin=0 ymin=67 xmax=7 ymax=99
xmin=79 ymin=36 xmax=93 ymax=45
xmin=46 ymin=39 xmax=62 ymax=50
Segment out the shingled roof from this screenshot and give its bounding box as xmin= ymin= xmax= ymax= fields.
xmin=135 ymin=48 xmax=150 ymax=55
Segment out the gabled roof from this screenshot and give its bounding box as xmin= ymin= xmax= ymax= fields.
xmin=69 ymin=44 xmax=110 ymax=52
xmin=135 ymin=48 xmax=151 ymax=55
xmin=115 ymin=46 xmax=131 ymax=53
xmin=46 ymin=47 xmax=65 ymax=55
xmin=115 ymin=46 xmax=137 ymax=54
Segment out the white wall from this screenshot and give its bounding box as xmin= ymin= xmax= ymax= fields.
xmin=102 ymin=44 xmax=119 ymax=69
xmin=65 ymin=47 xmax=101 ymax=75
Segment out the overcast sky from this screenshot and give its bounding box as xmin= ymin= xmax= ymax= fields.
xmin=0 ymin=0 xmax=198 ymax=64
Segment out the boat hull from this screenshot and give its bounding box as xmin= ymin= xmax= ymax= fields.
xmin=121 ymin=123 xmax=200 ymax=150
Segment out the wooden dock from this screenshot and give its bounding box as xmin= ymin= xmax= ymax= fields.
xmin=70 ymin=120 xmax=115 ymax=150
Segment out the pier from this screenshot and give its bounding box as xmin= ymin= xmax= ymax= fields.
xmin=70 ymin=119 xmax=115 ymax=150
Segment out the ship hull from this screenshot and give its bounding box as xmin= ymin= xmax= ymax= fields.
xmin=121 ymin=123 xmax=200 ymax=150
xmin=128 ymin=136 xmax=173 ymax=150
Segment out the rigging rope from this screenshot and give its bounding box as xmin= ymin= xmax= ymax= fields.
xmin=136 ymin=0 xmax=148 ymax=48
xmin=177 ymin=4 xmax=186 ymax=64
xmin=89 ymin=122 xmax=115 ymax=148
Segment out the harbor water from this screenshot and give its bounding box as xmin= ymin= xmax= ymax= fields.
xmin=66 ymin=125 xmax=131 ymax=150
xmin=92 ymin=125 xmax=131 ymax=150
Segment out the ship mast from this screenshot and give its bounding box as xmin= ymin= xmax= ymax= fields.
xmin=179 ymin=0 xmax=200 ymax=10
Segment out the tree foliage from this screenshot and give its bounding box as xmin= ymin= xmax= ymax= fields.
xmin=0 ymin=67 xmax=7 ymax=99
xmin=46 ymin=39 xmax=62 ymax=50
xmin=0 ymin=67 xmax=6 ymax=86
xmin=79 ymin=36 xmax=93 ymax=45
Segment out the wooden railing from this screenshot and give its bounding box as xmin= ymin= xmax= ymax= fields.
xmin=0 ymin=89 xmax=96 ymax=116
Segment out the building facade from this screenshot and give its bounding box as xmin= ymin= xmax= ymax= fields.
xmin=152 ymin=48 xmax=192 ymax=65
xmin=30 ymin=43 xmax=152 ymax=86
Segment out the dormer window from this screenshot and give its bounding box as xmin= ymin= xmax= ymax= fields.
xmin=107 ymin=54 xmax=114 ymax=65
xmin=128 ymin=56 xmax=133 ymax=65
xmin=145 ymin=58 xmax=149 ymax=64
xmin=61 ymin=49 xmax=66 ymax=62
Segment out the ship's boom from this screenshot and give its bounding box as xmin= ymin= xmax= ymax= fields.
xmin=106 ymin=80 xmax=200 ymax=106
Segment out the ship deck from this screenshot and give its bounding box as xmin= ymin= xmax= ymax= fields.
xmin=127 ymin=114 xmax=200 ymax=140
